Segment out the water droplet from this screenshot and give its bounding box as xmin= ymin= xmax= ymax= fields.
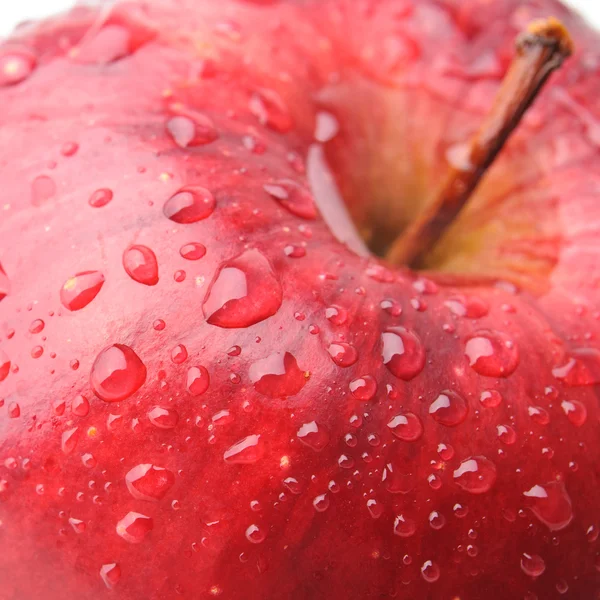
xmin=366 ymin=498 xmax=383 ymax=519
xmin=125 ymin=464 xmax=175 ymax=501
xmin=453 ymin=456 xmax=497 ymax=494
xmin=387 ymin=412 xmax=423 ymax=441
xmin=560 ymin=399 xmax=587 ymax=426
xmin=100 ymin=563 xmax=121 ymax=589
xmin=297 ymin=421 xmax=329 ymax=451
xmin=187 ymin=366 xmax=210 ymax=396
xmin=171 ymin=344 xmax=188 ymax=364
xmin=249 ymin=352 xmax=306 ymax=398
xmin=82 ymin=453 xmax=96 ymax=468
xmin=245 ymin=524 xmax=266 ymax=544
xmin=313 ymin=493 xmax=330 ymax=512
xmin=8 ymin=402 xmax=20 ymax=418
xmin=480 ymin=389 xmax=502 ymax=408
xmin=89 ymin=188 xmax=113 ymax=208
xmin=163 ymin=187 xmax=216 ymax=223
xmin=249 ymin=88 xmax=293 ymax=132
xmin=61 ymin=427 xmax=79 ymax=454
xmin=465 ymin=330 xmax=519 ymax=377
xmin=28 ymin=319 xmax=45 ymax=334
xmin=90 ymin=344 xmax=147 ymax=402
xmin=0 ymin=351 xmax=10 ymax=382
xmin=556 ymin=579 xmax=569 ymax=594
xmin=283 ymin=477 xmax=302 ymax=495
xmin=453 ymin=503 xmax=469 ymax=518
xmin=437 ymin=443 xmax=455 ymax=461
xmin=148 ymin=406 xmax=179 ymax=429
xmin=552 ymin=348 xmax=600 ymax=386
xmin=60 ymin=271 xmax=105 ymax=311
xmin=429 ymin=511 xmax=446 ymax=530
xmin=325 ymin=305 xmax=348 ymax=325
xmin=31 ymin=175 xmax=56 ymax=206
xmin=180 ymin=242 xmax=206 ymax=260
xmin=496 ymin=424 xmax=517 ymax=445
xmin=122 ymin=245 xmax=159 ymax=286
xmin=380 ymin=299 xmax=402 ymax=316
xmin=420 ymin=560 xmax=440 ymax=583
xmin=327 ymin=342 xmax=358 ymax=367
xmin=30 ymin=345 xmax=43 ymax=359
xmin=520 ymin=553 xmax=545 ymax=577
xmin=0 ymin=50 xmax=36 ymax=86
xmin=224 ymin=434 xmax=263 ymax=464
xmin=61 ymin=142 xmax=79 ymax=157
xmin=445 ymin=295 xmax=488 ymax=318
xmin=429 ymin=390 xmax=468 ymax=426
xmin=203 ymin=249 xmax=282 ymax=328
xmin=528 ymin=405 xmax=550 ymax=426
xmin=284 ymin=244 xmax=306 ymax=258
xmin=394 ymin=514 xmax=416 ymax=537
xmin=166 ymin=113 xmax=218 ymax=148
xmin=71 ymin=394 xmax=90 ymax=417
xmin=338 ymin=454 xmax=355 ymax=469
xmin=349 ymin=376 xmax=377 ymax=401
xmin=523 ymin=481 xmax=573 ymax=531
xmin=381 ymin=327 xmax=425 ymax=380
xmin=0 ymin=264 xmax=9 ymax=302
xmin=263 ymin=180 xmax=317 ymax=219
xmin=116 ymin=511 xmax=153 ymax=543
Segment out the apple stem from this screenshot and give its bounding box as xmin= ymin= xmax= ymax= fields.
xmin=385 ymin=17 xmax=573 ymax=268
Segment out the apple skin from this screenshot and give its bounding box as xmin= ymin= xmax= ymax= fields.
xmin=0 ymin=0 xmax=599 ymax=598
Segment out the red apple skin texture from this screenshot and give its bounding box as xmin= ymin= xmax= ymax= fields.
xmin=0 ymin=0 xmax=599 ymax=599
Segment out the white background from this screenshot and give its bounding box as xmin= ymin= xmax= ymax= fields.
xmin=1 ymin=0 xmax=599 ymax=37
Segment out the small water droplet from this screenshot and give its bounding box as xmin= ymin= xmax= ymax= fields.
xmin=0 ymin=50 xmax=36 ymax=86
xmin=125 ymin=464 xmax=175 ymax=501
xmin=325 ymin=305 xmax=348 ymax=325
xmin=349 ymin=375 xmax=377 ymax=401
xmin=8 ymin=402 xmax=20 ymax=418
xmin=224 ymin=434 xmax=263 ymax=464
xmin=420 ymin=560 xmax=440 ymax=583
xmin=453 ymin=456 xmax=497 ymax=494
xmin=381 ymin=327 xmax=425 ymax=380
xmin=89 ymin=188 xmax=113 ymax=208
xmin=560 ymin=399 xmax=587 ymax=426
xmin=245 ymin=524 xmax=266 ymax=544
xmin=480 ymin=389 xmax=502 ymax=408
xmin=187 ymin=366 xmax=210 ymax=396
xmin=297 ymin=421 xmax=329 ymax=451
xmin=263 ymin=180 xmax=317 ymax=219
xmin=380 ymin=299 xmax=402 ymax=316
xmin=528 ymin=405 xmax=550 ymax=426
xmin=116 ymin=511 xmax=153 ymax=543
xmin=552 ymin=348 xmax=600 ymax=386
xmin=0 ymin=351 xmax=10 ymax=383
xmin=496 ymin=424 xmax=517 ymax=445
xmin=283 ymin=477 xmax=302 ymax=495
xmin=249 ymin=352 xmax=306 ymax=398
xmin=429 ymin=390 xmax=468 ymax=426
xmin=428 ymin=510 xmax=446 ymax=530
xmin=394 ymin=514 xmax=416 ymax=537
xmin=148 ymin=406 xmax=179 ymax=429
xmin=122 ymin=245 xmax=159 ymax=286
xmin=71 ymin=394 xmax=90 ymax=417
xmin=387 ymin=412 xmax=423 ymax=441
xmin=61 ymin=141 xmax=79 ymax=157
xmin=327 ymin=342 xmax=358 ymax=367
xmin=28 ymin=319 xmax=45 ymax=334
xmin=61 ymin=427 xmax=79 ymax=454
xmin=100 ymin=563 xmax=121 ymax=589
xmin=90 ymin=344 xmax=147 ymax=402
xmin=166 ymin=113 xmax=218 ymax=148
xmin=366 ymin=498 xmax=383 ymax=519
xmin=60 ymin=271 xmax=105 ymax=311
xmin=163 ymin=186 xmax=216 ymax=223
xmin=171 ymin=344 xmax=188 ymax=364
xmin=180 ymin=242 xmax=206 ymax=261
xmin=437 ymin=443 xmax=455 ymax=461
xmin=249 ymin=88 xmax=293 ymax=132
xmin=284 ymin=244 xmax=306 ymax=258
xmin=523 ymin=481 xmax=573 ymax=531
xmin=312 ymin=493 xmax=330 ymax=512
xmin=82 ymin=453 xmax=96 ymax=468
xmin=445 ymin=295 xmax=488 ymax=318
xmin=520 ymin=553 xmax=545 ymax=577
xmin=203 ymin=249 xmax=282 ymax=328
xmin=465 ymin=330 xmax=519 ymax=377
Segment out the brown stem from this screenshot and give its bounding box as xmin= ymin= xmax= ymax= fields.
xmin=385 ymin=17 xmax=573 ymax=268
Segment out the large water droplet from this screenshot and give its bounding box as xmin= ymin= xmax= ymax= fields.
xmin=116 ymin=511 xmax=153 ymax=543
xmin=249 ymin=352 xmax=306 ymax=398
xmin=122 ymin=245 xmax=159 ymax=286
xmin=148 ymin=406 xmax=179 ymax=429
xmin=553 ymin=348 xmax=600 ymax=386
xmin=523 ymin=481 xmax=573 ymax=531
xmin=429 ymin=390 xmax=468 ymax=426
xmin=125 ymin=464 xmax=175 ymax=501
xmin=393 ymin=514 xmax=416 ymax=537
xmin=387 ymin=413 xmax=423 ymax=441
xmin=187 ymin=366 xmax=210 ymax=396
xmin=520 ymin=553 xmax=546 ymax=577
xmin=327 ymin=342 xmax=358 ymax=367
xmin=90 ymin=344 xmax=147 ymax=402
xmin=203 ymin=249 xmax=282 ymax=328
xmin=249 ymin=88 xmax=293 ymax=133
xmin=381 ymin=327 xmax=425 ymax=380
xmin=453 ymin=456 xmax=497 ymax=494
xmin=224 ymin=435 xmax=263 ymax=464
xmin=297 ymin=421 xmax=329 ymax=451
xmin=60 ymin=271 xmax=105 ymax=311
xmin=465 ymin=330 xmax=519 ymax=377
xmin=163 ymin=187 xmax=216 ymax=223
xmin=0 ymin=50 xmax=36 ymax=86
xmin=263 ymin=180 xmax=317 ymax=219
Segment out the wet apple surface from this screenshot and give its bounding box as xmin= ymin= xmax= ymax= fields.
xmin=0 ymin=1 xmax=599 ymax=599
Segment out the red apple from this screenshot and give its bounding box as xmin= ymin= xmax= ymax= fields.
xmin=0 ymin=0 xmax=599 ymax=598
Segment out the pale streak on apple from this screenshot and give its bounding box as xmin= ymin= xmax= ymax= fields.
xmin=387 ymin=17 xmax=574 ymax=268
